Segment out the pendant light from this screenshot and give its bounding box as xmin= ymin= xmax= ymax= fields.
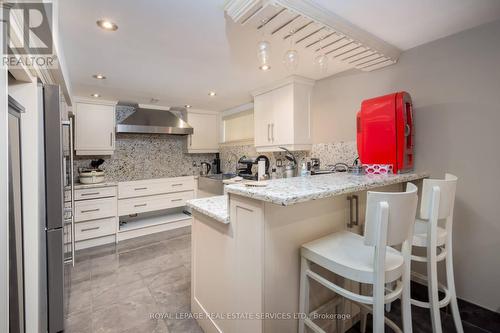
xmin=283 ymin=29 xmax=299 ymax=72
xmin=257 ymin=19 xmax=271 ymax=71
xmin=314 ymin=35 xmax=329 ymax=73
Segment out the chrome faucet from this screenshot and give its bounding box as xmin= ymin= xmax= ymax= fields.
xmin=279 ymin=147 xmax=297 ymax=166
xmin=279 ymin=147 xmax=298 ymax=177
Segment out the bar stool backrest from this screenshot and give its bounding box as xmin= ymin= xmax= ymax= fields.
xmin=420 ymin=173 xmax=458 ymax=221
xmin=364 ymin=183 xmax=418 ymax=247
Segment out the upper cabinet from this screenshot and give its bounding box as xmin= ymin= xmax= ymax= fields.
xmin=252 ymin=76 xmax=315 ymax=152
xmin=187 ymin=109 xmax=220 ymax=153
xmin=74 ymin=98 xmax=117 ymax=156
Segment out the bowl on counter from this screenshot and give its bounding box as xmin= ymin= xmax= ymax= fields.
xmin=78 ymin=169 xmax=105 ymax=184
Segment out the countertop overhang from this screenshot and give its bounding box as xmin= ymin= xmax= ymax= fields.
xmin=187 ymin=172 xmax=429 ymax=224
xmin=187 ymin=195 xmax=229 ymax=224
xmin=224 ymin=172 xmax=429 ymax=206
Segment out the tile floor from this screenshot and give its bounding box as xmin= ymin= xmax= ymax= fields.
xmin=65 ymin=226 xmax=499 ymax=333
xmin=64 ymin=226 xmax=201 ymax=333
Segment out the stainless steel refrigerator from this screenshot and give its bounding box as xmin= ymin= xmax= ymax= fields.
xmin=40 ymin=84 xmax=74 ymax=333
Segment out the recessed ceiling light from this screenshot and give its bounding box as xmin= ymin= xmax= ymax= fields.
xmin=92 ymin=74 xmax=106 ymax=79
xmin=185 ymin=104 xmax=192 ymax=108
xmin=97 ymin=19 xmax=118 ymax=31
xmin=91 ymin=93 xmax=101 ymax=98
xmin=259 ymin=64 xmax=271 ymax=71
xmin=208 ymin=91 xmax=216 ymax=97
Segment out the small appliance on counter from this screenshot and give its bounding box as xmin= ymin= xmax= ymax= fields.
xmin=237 ymin=155 xmax=270 ymax=180
xmin=356 ymin=91 xmax=414 ymax=174
xmin=78 ymin=159 xmax=106 ymax=184
xmin=200 ymin=161 xmax=211 ymax=176
xmin=212 ymin=153 xmax=221 ymax=174
xmin=309 ymin=158 xmax=364 ymax=176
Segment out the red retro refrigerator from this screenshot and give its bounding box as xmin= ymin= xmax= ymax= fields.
xmin=356 ymin=92 xmax=414 ymax=174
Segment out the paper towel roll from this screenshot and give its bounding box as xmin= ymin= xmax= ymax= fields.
xmin=258 ymin=160 xmax=266 ymax=180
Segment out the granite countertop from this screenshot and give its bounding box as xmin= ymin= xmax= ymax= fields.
xmin=73 ymin=181 xmax=118 ymax=190
xmin=187 ymin=196 xmax=229 ymax=224
xmin=225 ymin=172 xmax=429 ymax=206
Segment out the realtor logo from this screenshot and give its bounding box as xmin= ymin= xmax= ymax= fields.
xmin=1 ymin=2 xmax=56 ymax=68
xmin=2 ymin=2 xmax=53 ymax=55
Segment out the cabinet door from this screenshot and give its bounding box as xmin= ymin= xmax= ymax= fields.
xmin=75 ymin=102 xmax=115 ymax=154
xmin=270 ymin=84 xmax=294 ymax=146
xmin=188 ymin=112 xmax=219 ymax=153
xmin=254 ymin=92 xmax=273 ymax=147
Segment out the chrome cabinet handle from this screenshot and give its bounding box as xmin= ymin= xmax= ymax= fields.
xmin=171 ymin=198 xmax=183 ymax=202
xmin=347 ymin=195 xmax=359 ymax=228
xmin=81 ymin=226 xmax=100 ymax=232
xmin=81 ymin=208 xmax=100 ymax=213
xmin=81 ymin=192 xmax=100 ymax=196
xmin=171 ymin=183 xmax=183 ymax=187
xmin=134 ymin=203 xmax=147 ymax=208
xmin=271 ymin=123 xmax=274 ymax=142
xmin=134 ymin=187 xmax=148 ymax=191
xmin=110 ymin=132 xmax=113 ymax=147
xmin=189 ymin=134 xmax=192 ymax=146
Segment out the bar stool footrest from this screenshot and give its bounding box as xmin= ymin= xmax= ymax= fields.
xmin=410 ymin=271 xmax=452 ymax=308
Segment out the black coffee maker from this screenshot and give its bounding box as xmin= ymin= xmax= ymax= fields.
xmin=237 ymin=155 xmax=270 ymax=180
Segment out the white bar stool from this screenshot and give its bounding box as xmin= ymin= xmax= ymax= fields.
xmin=410 ymin=174 xmax=463 ymax=333
xmin=299 ymin=183 xmax=418 ymax=333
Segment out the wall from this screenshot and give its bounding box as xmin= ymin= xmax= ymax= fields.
xmin=75 ymin=105 xmax=216 ymax=182
xmin=311 ymin=20 xmax=500 ymax=311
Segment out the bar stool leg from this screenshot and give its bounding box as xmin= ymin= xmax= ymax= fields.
xmin=337 ymin=296 xmax=346 ymax=333
xmin=299 ymin=257 xmax=310 ymax=333
xmin=373 ymin=280 xmax=385 ymax=333
xmin=385 ymin=282 xmax=392 ymax=312
xmin=402 ymin=242 xmax=413 ymax=333
xmin=427 ymin=232 xmax=443 ymax=333
xmin=359 ymin=284 xmax=368 ymax=333
xmin=445 ymin=237 xmax=464 ymax=333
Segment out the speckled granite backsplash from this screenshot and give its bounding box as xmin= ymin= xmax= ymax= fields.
xmin=74 ymin=106 xmax=216 ymax=182
xmin=219 ymin=141 xmax=357 ymax=174
xmin=74 ymin=134 xmax=215 ymax=182
xmin=75 ymin=102 xmax=357 ymax=182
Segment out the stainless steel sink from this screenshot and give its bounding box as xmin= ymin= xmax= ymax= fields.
xmin=198 ymin=173 xmax=237 ymax=196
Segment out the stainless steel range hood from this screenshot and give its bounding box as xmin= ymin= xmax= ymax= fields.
xmin=116 ymin=105 xmax=194 ymax=135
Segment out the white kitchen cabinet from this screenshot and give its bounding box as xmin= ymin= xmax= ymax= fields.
xmin=187 ymin=110 xmax=219 ymax=153
xmin=252 ymin=76 xmax=314 ymax=152
xmin=74 ymin=97 xmax=117 ymax=155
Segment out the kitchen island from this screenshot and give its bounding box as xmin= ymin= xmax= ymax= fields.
xmin=187 ymin=172 xmax=428 ymax=333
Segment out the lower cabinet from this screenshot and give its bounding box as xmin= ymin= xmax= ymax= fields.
xmin=75 ymin=217 xmax=117 ymax=241
xmin=116 ymin=176 xmax=195 ymax=242
xmin=72 ymin=176 xmax=196 ymax=249
xmin=73 ymin=186 xmax=118 ymax=250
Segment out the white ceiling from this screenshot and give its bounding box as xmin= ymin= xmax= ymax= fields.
xmin=60 ymin=0 xmax=500 ymax=111
xmin=312 ymin=0 xmax=500 ymax=50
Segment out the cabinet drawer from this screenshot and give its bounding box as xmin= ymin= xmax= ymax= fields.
xmin=74 ymin=197 xmax=117 ymax=222
xmin=75 ymin=217 xmax=116 ymax=241
xmin=118 ymin=177 xmax=195 ymax=199
xmin=75 ymin=186 xmax=117 ymax=201
xmin=118 ymin=191 xmax=194 ymax=216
